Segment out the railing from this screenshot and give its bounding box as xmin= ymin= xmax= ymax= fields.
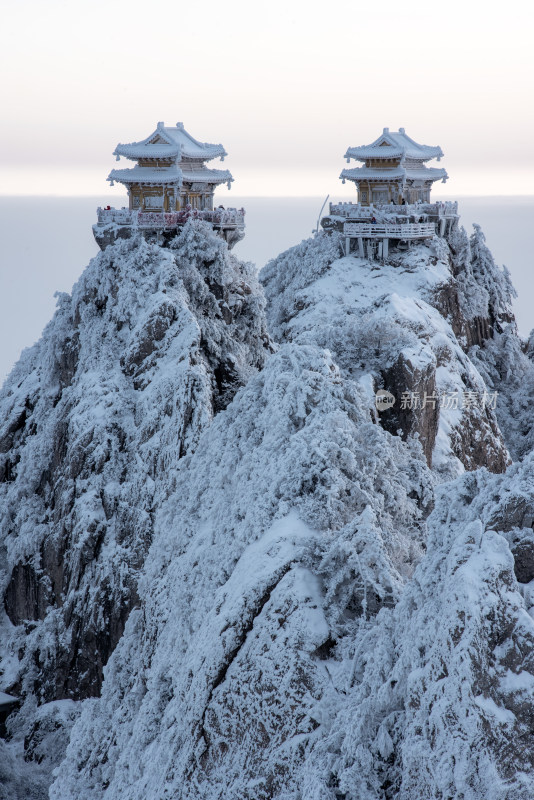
xmin=329 ymin=202 xmax=362 ymax=217
xmin=97 ymin=207 xmax=132 ymax=224
xmin=200 ymin=208 xmax=246 ymax=227
xmin=344 ymin=222 xmax=436 ymax=238
xmin=96 ymin=206 xmax=245 ymax=229
xmin=136 ymin=212 xmax=179 ymax=228
xmin=329 ymin=201 xmax=458 ymax=219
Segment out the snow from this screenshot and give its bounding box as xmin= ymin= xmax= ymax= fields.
xmin=499 ymin=669 xmax=534 ymax=694
xmin=0 ymin=220 xmax=269 ymax=796
xmin=115 ymin=143 xmax=181 ymax=159
xmin=474 ymin=694 xmax=516 ymax=724
xmin=108 ymin=165 xmax=183 ymax=184
xmin=180 ymin=167 xmax=233 ymax=183
xmin=345 ymin=129 xmax=443 ymax=161
xmin=49 ymin=336 xmax=432 ymax=799
xmin=298 ymin=479 xmax=534 ymax=799
xmin=114 ymin=122 xmax=226 ymax=162
xmin=2 ymin=207 xmax=534 ymax=799
xmin=341 ymin=165 xmax=448 ymax=182
xmin=261 ymin=231 xmax=510 ymax=477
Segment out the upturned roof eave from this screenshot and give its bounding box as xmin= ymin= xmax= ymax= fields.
xmin=113 ymin=143 xmax=181 ymax=160
xmin=181 ymin=167 xmax=234 ymax=184
xmin=344 ymin=146 xmax=443 ymax=163
xmin=107 ymin=167 xmax=184 ymax=185
xmin=340 ymin=166 xmax=448 ymax=183
xmin=112 ymin=122 xmax=228 ymax=162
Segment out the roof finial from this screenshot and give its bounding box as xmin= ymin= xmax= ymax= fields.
xmin=157 ymin=121 xmax=164 ymax=128
xmin=176 ymin=122 xmax=184 ymax=129
xmin=399 ymin=127 xmax=405 ymax=134
xmin=383 ymin=127 xmax=389 ymax=134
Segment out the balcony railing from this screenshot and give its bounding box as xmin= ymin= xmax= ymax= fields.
xmin=96 ymin=206 xmax=246 ymax=229
xmin=96 ymin=207 xmax=132 ymax=224
xmin=344 ymin=222 xmax=437 ymax=239
xmin=330 ymin=201 xmax=458 ymax=219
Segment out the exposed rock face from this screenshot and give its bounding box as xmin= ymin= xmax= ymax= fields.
xmin=0 ymin=221 xmax=269 ymax=786
xmin=4 ymin=564 xmax=48 ymax=625
xmin=431 ymin=279 xmax=492 ymax=348
xmin=380 ymin=347 xmax=508 ymax=473
xmin=379 ymin=352 xmax=439 ymax=465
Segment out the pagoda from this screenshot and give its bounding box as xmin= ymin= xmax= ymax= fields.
xmin=341 ymin=127 xmax=448 ymax=206
xmin=109 ymin=121 xmax=233 ymax=212
xmin=321 ymin=127 xmax=459 ymax=260
xmin=94 ymin=121 xmax=245 ymax=250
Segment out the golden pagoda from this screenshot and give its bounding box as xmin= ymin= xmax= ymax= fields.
xmin=94 ymin=121 xmax=245 ymax=250
xmin=341 ymin=127 xmax=448 ymax=206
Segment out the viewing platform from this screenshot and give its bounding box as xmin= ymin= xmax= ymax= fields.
xmin=327 ymin=200 xmax=458 ymax=222
xmin=322 ymin=201 xmax=459 ymax=258
xmin=341 ymin=221 xmax=437 ymax=259
xmin=93 ymin=206 xmax=246 ymax=251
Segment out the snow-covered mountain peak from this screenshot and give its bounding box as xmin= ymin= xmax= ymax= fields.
xmin=2 ymin=213 xmax=534 ymax=800
xmin=262 ymin=228 xmax=517 ymax=476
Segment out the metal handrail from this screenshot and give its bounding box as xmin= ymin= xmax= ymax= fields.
xmin=330 ymin=201 xmax=458 ymax=218
xmin=344 ymin=222 xmax=436 ymax=238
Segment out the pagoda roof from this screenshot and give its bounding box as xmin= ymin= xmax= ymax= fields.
xmin=114 ymin=144 xmax=181 ymax=160
xmin=114 ymin=122 xmax=227 ymax=162
xmin=345 ymin=128 xmax=443 ymax=163
xmin=107 ymin=166 xmax=183 ymax=186
xmin=341 ymin=165 xmax=448 ymax=183
xmin=181 ymin=166 xmax=234 ymax=186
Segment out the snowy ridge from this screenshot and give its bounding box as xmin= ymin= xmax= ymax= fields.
xmin=301 ymin=459 xmax=534 ymax=800
xmin=0 ymin=221 xmax=269 ymax=795
xmin=2 ymin=214 xmax=534 ymax=799
xmin=261 ymin=231 xmax=510 ymax=476
xmin=51 ymin=342 xmax=432 ymax=799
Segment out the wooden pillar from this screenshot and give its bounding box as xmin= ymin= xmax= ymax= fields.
xmin=358 ymin=237 xmax=364 ymax=258
xmin=383 ymin=238 xmax=389 ymax=258
xmin=345 ymin=237 xmax=350 ymax=256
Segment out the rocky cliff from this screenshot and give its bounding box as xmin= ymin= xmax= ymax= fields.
xmin=2 ymin=213 xmax=534 ymax=800
xmin=0 ymin=221 xmax=269 ymax=795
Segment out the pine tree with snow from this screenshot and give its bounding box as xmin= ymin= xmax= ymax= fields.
xmin=470 ymin=223 xmax=516 ymax=330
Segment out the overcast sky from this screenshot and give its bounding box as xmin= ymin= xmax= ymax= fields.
xmin=1 ymin=0 xmax=533 ymax=199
